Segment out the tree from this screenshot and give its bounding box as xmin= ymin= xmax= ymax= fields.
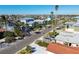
xmin=0 ymin=15 xmax=8 ymax=30
xmin=55 ymin=5 xmax=59 ymax=11
xmin=32 ymin=22 xmax=42 ymax=30
xmin=48 ymin=30 xmax=59 ymax=37
xmin=51 ymin=5 xmax=59 ymax=31
xmin=43 ymin=21 xmax=47 ymax=28
xmin=3 ymin=31 xmax=16 ymax=43
xmin=3 ymin=31 xmax=15 ymax=37
xmin=51 ymin=11 xmax=54 ymax=20
xmin=55 ymin=5 xmax=59 ymax=27
xmin=26 ymin=45 xmax=32 ymax=53
xmin=5 ymin=37 xmax=16 ymax=43
xmin=14 ymin=26 xmax=23 ymax=37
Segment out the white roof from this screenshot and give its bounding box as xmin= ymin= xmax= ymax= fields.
xmin=65 ymin=22 xmax=75 ymax=25
xmin=65 ymin=21 xmax=79 ymax=27
xmin=55 ymin=31 xmax=79 ymax=44
xmin=22 ymin=18 xmax=34 ymax=20
xmin=34 ymin=19 xmax=44 ymax=23
xmin=45 ymin=17 xmax=51 ymax=21
xmin=74 ymin=16 xmax=79 ymax=18
xmin=73 ymin=22 xmax=79 ymax=27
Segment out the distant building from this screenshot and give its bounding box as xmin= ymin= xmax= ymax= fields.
xmin=3 ymin=23 xmax=14 ymax=32
xmin=34 ymin=19 xmax=45 ymax=24
xmin=65 ymin=21 xmax=79 ymax=32
xmin=20 ymin=18 xmax=34 ymax=26
xmin=45 ymin=17 xmax=51 ymax=21
xmin=65 ymin=22 xmax=75 ymax=28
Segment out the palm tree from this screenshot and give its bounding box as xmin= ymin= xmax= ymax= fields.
xmin=55 ymin=5 xmax=59 ymax=11
xmin=55 ymin=5 xmax=59 ymax=27
xmin=51 ymin=11 xmax=54 ymax=20
xmin=51 ymin=5 xmax=59 ymax=30
xmin=51 ymin=5 xmax=59 ymax=43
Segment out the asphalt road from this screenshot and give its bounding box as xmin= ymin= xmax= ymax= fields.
xmin=0 ymin=27 xmax=52 ymax=54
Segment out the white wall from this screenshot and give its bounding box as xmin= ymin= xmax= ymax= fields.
xmin=71 ymin=44 xmax=77 ymax=47
xmin=56 ymin=40 xmax=64 ymax=45
xmin=20 ymin=20 xmax=26 ymax=24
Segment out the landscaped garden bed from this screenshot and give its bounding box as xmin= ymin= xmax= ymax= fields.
xmin=18 ymin=45 xmax=35 ymax=54
xmin=35 ymin=40 xmax=49 ymax=47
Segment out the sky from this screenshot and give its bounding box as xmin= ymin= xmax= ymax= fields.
xmin=0 ymin=5 xmax=79 ymax=15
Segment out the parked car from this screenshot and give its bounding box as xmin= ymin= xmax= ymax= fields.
xmin=16 ymin=37 xmax=23 ymax=40
xmin=35 ymin=31 xmax=41 ymax=34
xmin=18 ymin=37 xmax=24 ymax=40
xmin=35 ymin=29 xmax=41 ymax=34
xmin=48 ymin=25 xmax=51 ymax=28
xmin=56 ymin=27 xmax=61 ymax=30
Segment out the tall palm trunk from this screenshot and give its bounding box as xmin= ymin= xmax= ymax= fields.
xmin=54 ymin=5 xmax=59 ymax=30
xmin=52 ymin=5 xmax=59 ymax=43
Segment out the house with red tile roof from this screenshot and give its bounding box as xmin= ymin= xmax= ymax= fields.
xmin=47 ymin=29 xmax=79 ymax=54
xmin=47 ymin=43 xmax=79 ymax=54
xmin=0 ymin=28 xmax=6 ymax=39
xmin=0 ymin=28 xmax=5 ymax=32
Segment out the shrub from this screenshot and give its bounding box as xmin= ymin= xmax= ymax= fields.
xmin=36 ymin=40 xmax=49 ymax=47
xmin=5 ymin=37 xmax=16 ymax=43
xmin=25 ymin=45 xmax=32 ymax=53
xmin=19 ymin=50 xmax=27 ymax=54
xmin=0 ymin=32 xmax=4 ymax=39
xmin=48 ymin=31 xmax=59 ymax=37
xmin=4 ymin=31 xmax=15 ymax=37
xmin=19 ymin=45 xmax=33 ymax=54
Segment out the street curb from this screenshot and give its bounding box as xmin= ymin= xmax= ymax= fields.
xmin=15 ymin=29 xmax=53 ymax=54
xmin=15 ymin=47 xmax=26 ymax=54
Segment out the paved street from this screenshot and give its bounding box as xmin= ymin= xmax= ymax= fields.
xmin=0 ymin=27 xmax=52 ymax=54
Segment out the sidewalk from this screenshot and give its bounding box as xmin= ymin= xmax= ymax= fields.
xmin=29 ymin=36 xmax=54 ymax=54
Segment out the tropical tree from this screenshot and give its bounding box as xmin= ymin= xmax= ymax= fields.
xmin=52 ymin=5 xmax=59 ymax=31
xmin=14 ymin=26 xmax=23 ymax=37
xmin=3 ymin=31 xmax=15 ymax=37
xmin=5 ymin=36 xmax=16 ymax=43
xmin=55 ymin=5 xmax=59 ymax=11
xmin=50 ymin=5 xmax=59 ymax=43
xmin=0 ymin=15 xmax=8 ymax=30
xmin=51 ymin=11 xmax=54 ymax=20
xmin=32 ymin=22 xmax=42 ymax=30
xmin=55 ymin=5 xmax=59 ymax=27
